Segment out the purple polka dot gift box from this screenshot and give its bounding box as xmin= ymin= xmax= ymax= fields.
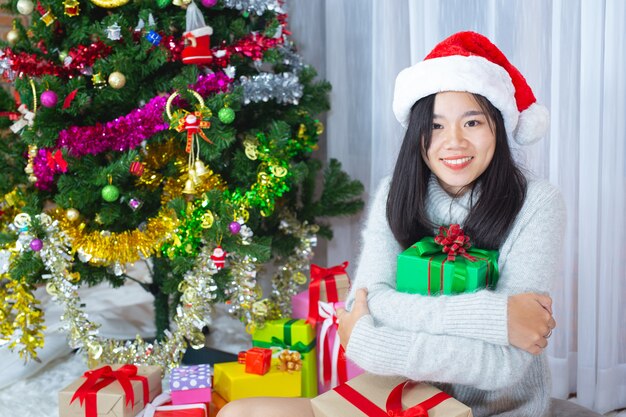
xmin=169 ymin=364 xmax=212 ymax=405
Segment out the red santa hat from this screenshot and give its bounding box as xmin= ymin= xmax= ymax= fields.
xmin=392 ymin=31 xmax=549 ymax=145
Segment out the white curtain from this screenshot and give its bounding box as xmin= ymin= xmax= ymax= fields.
xmin=289 ymin=0 xmax=625 ymax=413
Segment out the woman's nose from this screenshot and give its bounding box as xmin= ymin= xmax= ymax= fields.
xmin=443 ymin=124 xmax=466 ymax=147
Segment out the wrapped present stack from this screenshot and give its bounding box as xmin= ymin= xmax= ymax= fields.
xmin=311 ymin=373 xmax=473 ymax=417
xmin=397 ymin=224 xmax=499 ymax=295
xmin=58 ymin=364 xmax=162 ymax=417
xmin=291 ymin=262 xmax=364 ymax=394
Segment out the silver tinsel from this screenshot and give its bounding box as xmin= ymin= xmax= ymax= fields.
xmin=277 ymin=45 xmax=306 ymax=74
xmin=239 ymin=72 xmax=303 ymax=105
xmin=222 ymin=0 xmax=284 ymax=16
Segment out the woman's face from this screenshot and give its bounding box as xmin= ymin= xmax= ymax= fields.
xmin=422 ymin=91 xmax=496 ymax=195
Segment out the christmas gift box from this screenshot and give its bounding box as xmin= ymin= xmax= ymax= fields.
xmin=397 ymin=224 xmax=499 ymax=295
xmin=170 ymin=364 xmax=212 ymax=405
xmin=317 ymin=301 xmax=364 ymax=394
xmin=59 ymin=364 xmax=162 ymax=417
xmin=212 ymin=361 xmax=301 ymax=402
xmin=311 ymin=373 xmax=473 ymax=417
xmin=239 ymin=347 xmax=272 ymax=375
xmin=251 ymin=318 xmax=317 ymax=397
xmin=137 ymin=393 xmax=208 ymax=417
xmin=291 ymin=262 xmax=351 ymax=324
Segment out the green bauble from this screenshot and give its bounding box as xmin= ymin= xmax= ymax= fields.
xmin=101 ymin=185 xmax=120 ymax=202
xmin=218 ymin=107 xmax=235 ymax=124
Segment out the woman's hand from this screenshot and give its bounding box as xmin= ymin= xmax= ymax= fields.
xmin=508 ymin=293 xmax=556 ymax=355
xmin=336 ymin=288 xmax=370 ymax=349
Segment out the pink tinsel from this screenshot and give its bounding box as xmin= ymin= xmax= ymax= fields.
xmin=33 ymin=72 xmax=232 ymax=190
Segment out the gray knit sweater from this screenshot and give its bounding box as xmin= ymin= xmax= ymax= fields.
xmin=344 ymin=175 xmax=566 ymax=417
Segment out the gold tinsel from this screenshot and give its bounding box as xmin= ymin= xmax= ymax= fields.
xmin=54 ymin=208 xmax=177 ymax=265
xmin=0 ymin=278 xmax=46 ymax=361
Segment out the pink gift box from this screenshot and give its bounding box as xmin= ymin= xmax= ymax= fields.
xmin=170 ymin=364 xmax=212 ymax=405
xmin=316 ymin=301 xmax=364 ymax=394
xmin=291 ymin=289 xmax=309 ymax=321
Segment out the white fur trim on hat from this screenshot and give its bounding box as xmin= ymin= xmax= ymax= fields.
xmin=393 ymin=55 xmax=520 ymax=139
xmin=514 ymin=102 xmax=549 ymax=145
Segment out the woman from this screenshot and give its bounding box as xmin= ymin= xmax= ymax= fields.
xmin=218 ymin=31 xmax=563 ymax=417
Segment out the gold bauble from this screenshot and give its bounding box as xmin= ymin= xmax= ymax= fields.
xmin=107 ymin=71 xmax=126 ymax=89
xmin=65 ymin=208 xmax=80 ymax=222
xmin=6 ymin=29 xmax=19 ymax=46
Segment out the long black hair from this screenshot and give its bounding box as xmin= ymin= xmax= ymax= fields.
xmin=386 ymin=93 xmax=527 ymax=250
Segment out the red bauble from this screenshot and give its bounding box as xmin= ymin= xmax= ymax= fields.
xmin=129 ymin=161 xmax=144 ymax=177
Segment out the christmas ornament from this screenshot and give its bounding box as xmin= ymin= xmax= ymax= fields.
xmin=16 ymin=0 xmax=34 ymax=15
xmin=146 ymin=31 xmax=162 ymax=45
xmin=63 ymin=0 xmax=80 ymax=16
xmin=277 ymin=350 xmax=302 ymax=373
xmin=91 ymin=72 xmax=106 ymax=89
xmin=129 ymin=161 xmax=144 ymax=177
xmin=166 ymin=89 xmax=213 ymax=193
xmin=201 ymin=0 xmax=217 ymax=7
xmin=218 ymin=107 xmax=235 ymax=124
xmin=101 ymin=184 xmax=120 ymax=202
xmin=128 ymin=198 xmax=143 ymax=211
xmin=40 ymin=8 xmax=57 ymax=26
xmin=172 ymin=0 xmax=191 ymax=6
xmin=210 ymin=246 xmax=226 ymax=269
xmin=182 ymin=2 xmax=213 ymax=64
xmin=88 ymin=0 xmax=130 ymax=8
xmin=65 ymin=208 xmax=80 ymax=222
xmin=40 ymin=90 xmax=58 ymax=107
xmin=29 ymin=238 xmax=43 ymax=251
xmin=107 ymin=71 xmax=126 ymax=89
xmin=6 ymin=29 xmax=19 ymax=46
xmin=105 ymin=23 xmax=122 ymax=40
xmin=228 ymin=221 xmax=241 ymax=234
xmin=156 ymin=0 xmax=171 ymax=8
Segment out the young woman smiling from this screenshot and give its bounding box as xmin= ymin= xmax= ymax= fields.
xmin=218 ymin=31 xmax=565 ymax=417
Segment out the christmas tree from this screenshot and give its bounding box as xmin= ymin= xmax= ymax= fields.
xmin=0 ymin=0 xmax=363 ymax=369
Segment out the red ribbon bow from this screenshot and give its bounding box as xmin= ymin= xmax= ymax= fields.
xmin=333 ymin=380 xmax=451 ymax=417
xmin=434 ymin=224 xmax=475 ymax=262
xmin=307 ymin=262 xmax=349 ymax=324
xmin=71 ymin=365 xmax=149 ymax=417
xmin=46 ymin=149 xmax=68 ymax=173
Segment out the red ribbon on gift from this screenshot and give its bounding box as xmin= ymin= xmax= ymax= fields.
xmin=70 ymin=365 xmax=149 ymax=417
xmin=307 ymin=262 xmax=349 ymax=324
xmin=334 ymin=380 xmax=451 ymax=417
xmin=318 ymin=301 xmax=348 ymax=387
xmin=434 ymin=224 xmax=476 ymax=262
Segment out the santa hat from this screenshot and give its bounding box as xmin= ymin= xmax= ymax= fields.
xmin=392 ymin=31 xmax=548 ymax=145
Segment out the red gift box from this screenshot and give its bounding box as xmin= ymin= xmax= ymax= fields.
xmin=242 ymin=347 xmax=272 ymax=375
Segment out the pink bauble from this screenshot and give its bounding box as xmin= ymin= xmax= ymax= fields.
xmin=41 ymin=90 xmax=58 ymax=108
xmin=30 ymin=238 xmax=43 ymax=251
xmin=201 ymin=0 xmax=218 ymax=7
xmin=228 ymin=221 xmax=241 ymax=234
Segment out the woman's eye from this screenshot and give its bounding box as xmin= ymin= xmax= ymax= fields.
xmin=432 ymin=123 xmax=443 ymax=129
xmin=465 ymin=120 xmax=480 ymax=127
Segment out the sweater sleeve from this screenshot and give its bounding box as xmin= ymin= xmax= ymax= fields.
xmin=346 ymin=178 xmax=565 ymax=347
xmin=345 ymin=314 xmax=530 ymax=391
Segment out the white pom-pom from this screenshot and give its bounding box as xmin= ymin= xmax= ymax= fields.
xmin=514 ymin=103 xmax=550 ymax=145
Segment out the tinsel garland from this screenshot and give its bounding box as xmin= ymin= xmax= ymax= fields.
xmin=1 ymin=208 xmax=316 ymax=367
xmin=222 ymin=0 xmax=284 ymax=15
xmin=32 ymin=72 xmax=232 ymax=189
xmin=53 ymin=208 xmax=178 ymax=271
xmin=1 ymin=42 xmax=113 ymax=79
xmin=0 ymin=278 xmax=46 ymax=361
xmin=239 ymin=72 xmax=303 ymax=105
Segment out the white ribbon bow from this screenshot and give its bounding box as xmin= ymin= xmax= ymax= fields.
xmin=10 ymin=104 xmax=35 ymax=133
xmin=136 ymin=392 xmax=208 ymax=417
xmin=318 ymin=300 xmax=342 ymax=389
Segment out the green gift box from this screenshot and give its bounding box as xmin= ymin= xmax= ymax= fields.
xmin=252 ymin=318 xmax=318 ymax=398
xmin=397 ymin=236 xmax=499 ymax=295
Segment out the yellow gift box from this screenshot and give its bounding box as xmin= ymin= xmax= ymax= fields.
xmin=251 ymin=318 xmax=317 ymax=397
xmin=213 ymin=361 xmax=301 ymax=402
